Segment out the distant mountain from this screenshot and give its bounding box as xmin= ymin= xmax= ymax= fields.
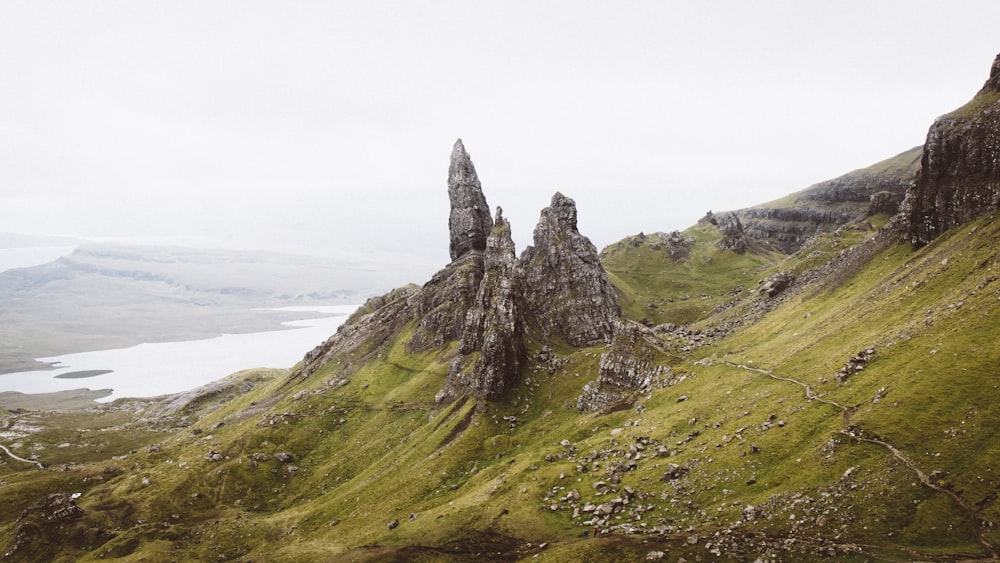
xmin=0 ymin=244 xmax=384 ymax=373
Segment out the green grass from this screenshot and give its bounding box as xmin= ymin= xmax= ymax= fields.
xmin=601 ymin=224 xmax=779 ymax=325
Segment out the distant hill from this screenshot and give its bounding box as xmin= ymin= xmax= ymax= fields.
xmin=0 ymin=243 xmax=383 ymax=373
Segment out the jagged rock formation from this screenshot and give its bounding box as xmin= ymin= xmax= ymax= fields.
xmin=302 ymin=142 xmax=622 ymax=404
xmin=519 ymin=192 xmax=621 ymax=346
xmin=577 ymin=322 xmax=670 ymax=412
xmin=715 ymin=212 xmax=749 ymax=254
xmin=759 ymin=271 xmax=795 ymax=297
xmin=438 ymin=208 xmax=526 ymax=402
xmin=904 ymin=53 xmax=1000 ymax=247
xmin=448 ymin=139 xmax=493 ymax=261
xmin=730 ymin=147 xmax=921 ymax=253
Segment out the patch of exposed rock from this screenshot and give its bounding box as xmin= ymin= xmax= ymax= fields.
xmin=519 ymin=192 xmax=621 ymax=346
xmin=834 ymin=348 xmax=876 ymax=383
xmin=904 ymin=53 xmax=1000 ymax=246
xmin=759 ymin=271 xmax=795 ymax=297
xmin=577 ymin=322 xmax=672 ymax=412
xmin=407 ymin=253 xmax=484 ymax=352
xmin=713 ymin=211 xmax=750 ymax=254
xmin=438 ymin=208 xmax=526 ymax=402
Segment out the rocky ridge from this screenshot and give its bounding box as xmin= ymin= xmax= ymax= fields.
xmin=728 ymin=146 xmax=921 ymax=253
xmin=438 ymin=207 xmax=526 ymax=403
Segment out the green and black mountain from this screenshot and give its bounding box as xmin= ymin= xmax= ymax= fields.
xmin=2 ymin=53 xmax=1000 ymax=562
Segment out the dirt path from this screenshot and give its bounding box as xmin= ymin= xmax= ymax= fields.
xmin=0 ymin=443 xmax=45 ymax=470
xmin=723 ymin=361 xmax=998 ymax=558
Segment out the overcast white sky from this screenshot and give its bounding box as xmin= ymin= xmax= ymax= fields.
xmin=2 ymin=1 xmax=998 ymax=283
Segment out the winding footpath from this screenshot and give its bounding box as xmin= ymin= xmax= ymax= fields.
xmin=723 ymin=361 xmax=998 ymax=559
xmin=0 ymin=443 xmax=46 ymax=470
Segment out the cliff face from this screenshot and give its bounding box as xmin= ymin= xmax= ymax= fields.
xmin=518 ymin=192 xmax=621 ymax=346
xmin=729 ymin=147 xmax=921 ymax=253
xmin=904 ymin=53 xmax=1000 ymax=246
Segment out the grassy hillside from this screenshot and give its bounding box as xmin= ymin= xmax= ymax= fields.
xmin=2 ymin=212 xmax=999 ymax=561
xmin=601 ymin=225 xmax=780 ymax=326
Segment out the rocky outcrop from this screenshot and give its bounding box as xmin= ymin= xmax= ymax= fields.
xmin=301 ymin=142 xmax=623 ymax=404
xmin=448 ymin=139 xmax=493 ymax=261
xmin=438 ymin=208 xmax=526 ymax=402
xmin=759 ymin=271 xmax=795 ymax=297
xmin=519 ymin=192 xmax=621 ymax=346
xmin=715 ymin=212 xmax=749 ymax=254
xmin=904 ymin=53 xmax=1000 ymax=246
xmin=407 ymin=254 xmax=484 ymax=352
xmin=577 ymin=322 xmax=670 ymax=412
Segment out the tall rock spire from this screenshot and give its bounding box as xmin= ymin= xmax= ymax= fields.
xmin=448 ymin=139 xmax=493 ymax=261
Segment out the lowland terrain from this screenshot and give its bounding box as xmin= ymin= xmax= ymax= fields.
xmin=1 ymin=53 xmax=1000 ymax=562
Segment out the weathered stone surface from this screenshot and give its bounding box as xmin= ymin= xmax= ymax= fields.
xmin=868 ymin=190 xmax=901 ymax=215
xmin=577 ymin=322 xmax=670 ymax=412
xmin=759 ymin=271 xmax=794 ymax=297
xmin=408 ymin=253 xmax=484 ymax=353
xmin=905 ymin=53 xmax=1000 ymax=246
xmin=448 ymin=139 xmax=493 ymax=261
xmin=438 ymin=208 xmax=526 ymax=402
xmin=715 ymin=212 xmax=749 ymax=254
xmin=519 ymin=192 xmax=620 ymax=346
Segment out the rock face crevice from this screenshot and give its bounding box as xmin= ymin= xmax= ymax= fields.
xmin=518 ymin=192 xmax=621 ymax=347
xmin=904 ymin=53 xmax=1000 ymax=246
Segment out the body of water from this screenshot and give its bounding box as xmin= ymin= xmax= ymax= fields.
xmin=0 ymin=305 xmax=356 ymax=401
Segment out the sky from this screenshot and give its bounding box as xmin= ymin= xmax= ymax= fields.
xmin=2 ymin=1 xmax=999 ymax=285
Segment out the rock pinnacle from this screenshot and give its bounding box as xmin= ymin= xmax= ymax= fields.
xmin=448 ymin=139 xmax=493 ymax=261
